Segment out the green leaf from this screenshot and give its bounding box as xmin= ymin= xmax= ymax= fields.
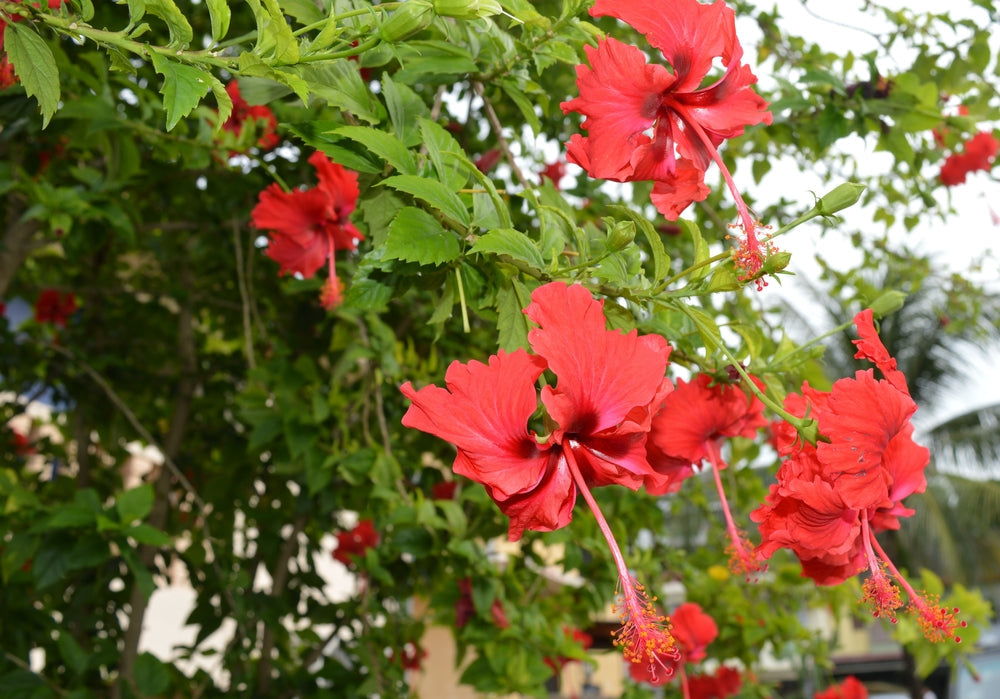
xmin=683 ymin=305 xmax=723 ymax=354
xmin=294 ymin=60 xmax=383 ymax=124
xmin=383 ymin=76 xmax=429 ymax=148
xmin=134 ymin=652 xmax=171 ymax=695
xmin=334 ymin=125 xmax=417 ymax=175
xmin=675 ymin=218 xmax=710 ymax=281
xmin=383 ymin=207 xmax=461 ymax=266
xmin=121 ymin=547 xmax=156 ymax=599
xmin=145 ymin=0 xmax=195 ymax=48
xmin=125 ymin=523 xmax=173 ymax=547
xmin=207 ymin=72 xmax=233 ymax=133
xmin=495 ymin=277 xmax=533 ymax=352
xmin=117 ymin=483 xmax=155 ymax=524
xmin=495 ymin=79 xmax=541 ymax=135
xmin=280 ymin=0 xmax=325 ymax=25
xmin=57 ymin=632 xmax=90 ymax=677
xmin=150 ymin=54 xmax=213 ymax=131
xmin=3 ymin=22 xmax=61 ymax=128
xmin=206 ymin=0 xmax=232 ymax=42
xmin=381 ymin=175 xmax=471 ymax=227
xmin=245 ymin=0 xmax=300 ymax=63
xmin=470 ymin=228 xmax=545 ymax=270
xmin=417 ymin=117 xmax=470 ymax=190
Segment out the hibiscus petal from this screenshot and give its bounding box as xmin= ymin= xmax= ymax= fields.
xmin=560 ymin=38 xmax=676 ymax=181
xmin=401 ymin=350 xmax=552 ymax=500
xmin=252 ymin=184 xmax=331 ymax=277
xmin=591 ymin=0 xmax=737 ymax=94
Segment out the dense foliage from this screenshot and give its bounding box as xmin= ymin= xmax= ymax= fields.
xmin=2 ymin=0 xmax=998 ymax=697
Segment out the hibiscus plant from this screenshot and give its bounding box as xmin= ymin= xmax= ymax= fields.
xmin=1 ymin=0 xmax=998 ymax=698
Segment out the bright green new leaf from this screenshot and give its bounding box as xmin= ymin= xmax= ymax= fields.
xmin=116 ymin=483 xmax=155 ymax=524
xmin=145 ymin=0 xmax=195 ymax=48
xmin=150 ymin=53 xmax=213 ymax=131
xmin=206 ymin=0 xmax=232 ymax=42
xmin=334 ymin=125 xmax=417 ymax=175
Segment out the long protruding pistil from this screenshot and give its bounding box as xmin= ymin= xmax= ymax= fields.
xmin=562 ymin=442 xmax=679 ymax=680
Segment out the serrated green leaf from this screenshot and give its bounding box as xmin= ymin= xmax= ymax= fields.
xmin=334 ymin=125 xmax=416 ymax=175
xmin=383 ymin=76 xmax=428 ymax=148
xmin=384 ymin=207 xmax=461 ymax=266
xmin=150 ymin=54 xmax=212 ymax=131
xmin=207 ymin=72 xmax=233 ymax=133
xmin=417 ymin=117 xmax=470 ymax=190
xmin=206 ymin=0 xmax=231 ymax=42
xmin=280 ymin=0 xmax=325 ymax=25
xmin=495 ymin=80 xmax=541 ymax=135
xmin=4 ymin=22 xmax=60 ymax=128
xmin=117 ymin=483 xmax=155 ymax=524
xmin=293 ymin=60 xmax=383 ymax=124
xmin=470 ymin=229 xmax=545 ymax=269
xmin=145 ymin=0 xmax=194 ymax=48
xmin=381 ymin=175 xmax=471 ymax=227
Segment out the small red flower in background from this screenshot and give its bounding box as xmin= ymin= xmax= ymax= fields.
xmin=687 ymin=665 xmax=743 ymax=699
xmin=646 ymin=373 xmax=767 ymax=576
xmin=629 ymin=602 xmax=718 ymax=687
xmin=814 ymin=675 xmax=868 ymax=699
xmin=402 ymin=282 xmax=680 ymax=678
xmin=34 ymin=289 xmax=77 ymax=327
xmin=939 ymin=131 xmax=998 ymax=186
xmin=752 ymin=310 xmax=965 ymax=643
xmin=7 ymin=428 xmax=34 ymax=456
xmin=332 ymin=519 xmax=379 ymax=566
xmin=540 ymin=161 xmax=566 ymax=189
xmin=474 ymin=148 xmax=503 ymax=174
xmin=561 ymin=0 xmax=773 ymax=283
xmin=390 ymin=641 xmax=426 ymax=672
xmin=251 ymin=152 xmax=363 ymax=310
xmin=219 ymin=81 xmax=280 ymax=153
xmin=431 ymin=480 xmax=457 ymax=500
xmin=544 ymin=626 xmax=593 ymax=675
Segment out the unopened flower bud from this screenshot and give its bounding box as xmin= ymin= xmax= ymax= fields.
xmin=606 ymin=220 xmax=635 ymax=251
xmin=433 ymin=0 xmax=502 ymax=20
xmin=379 ymin=1 xmax=434 ymax=43
xmin=868 ymin=290 xmax=906 ymax=318
xmin=815 ymin=182 xmax=866 ymax=216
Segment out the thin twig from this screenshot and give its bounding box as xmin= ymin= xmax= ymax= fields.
xmin=473 ymin=81 xmax=532 ymax=191
xmin=232 ymin=218 xmax=256 ymax=371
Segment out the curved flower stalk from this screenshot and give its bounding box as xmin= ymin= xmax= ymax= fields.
xmin=646 ymin=372 xmax=768 ymax=577
xmin=561 ymin=0 xmax=773 ymax=282
xmin=401 ymin=282 xmax=680 ymax=677
xmin=752 ymin=310 xmax=966 ymax=643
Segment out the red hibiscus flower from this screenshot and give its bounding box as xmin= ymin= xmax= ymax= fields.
xmin=540 ymin=161 xmax=566 ymax=189
xmin=814 ymin=675 xmax=868 ymax=699
xmin=646 ymin=372 xmax=767 ymax=576
xmin=332 ymin=519 xmax=379 ymax=566
xmin=752 ymin=310 xmax=965 ymax=643
xmin=431 ymin=480 xmax=457 ymax=500
xmin=688 ymin=665 xmax=743 ymax=699
xmin=34 ymin=289 xmax=77 ymax=327
xmin=219 ymin=81 xmax=280 ymax=153
xmin=402 ymin=281 xmax=680 ymax=678
xmin=390 ymin=641 xmax=426 ymax=671
xmin=561 ymin=0 xmax=773 ymax=283
xmin=939 ymin=131 xmax=998 ymax=186
xmin=251 ymin=152 xmax=363 ymax=310
xmin=629 ymin=602 xmax=718 ymax=687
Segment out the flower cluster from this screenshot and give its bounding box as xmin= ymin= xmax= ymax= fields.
xmin=939 ymin=131 xmax=999 ymax=186
xmin=752 ymin=310 xmax=964 ymax=642
xmin=251 ymin=152 xmax=363 ymax=310
xmin=34 ymin=288 xmax=77 ymax=327
xmin=402 ymin=282 xmax=680 ymax=678
xmin=561 ymin=0 xmax=774 ymax=283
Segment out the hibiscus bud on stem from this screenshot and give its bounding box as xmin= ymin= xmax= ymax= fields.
xmin=811 ymin=182 xmax=867 ymax=217
xmin=378 ymin=1 xmax=434 ymax=42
